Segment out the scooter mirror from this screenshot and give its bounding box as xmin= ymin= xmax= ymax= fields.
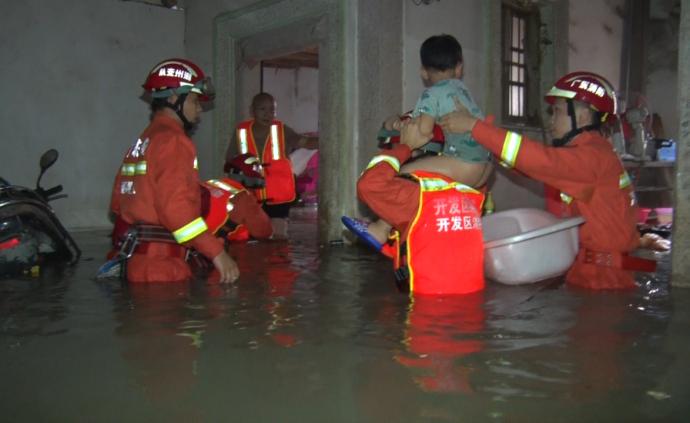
xmin=40 ymin=149 xmax=59 ymax=172
xmin=37 ymin=149 xmax=59 ymax=190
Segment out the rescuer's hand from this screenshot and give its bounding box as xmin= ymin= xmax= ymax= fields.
xmin=400 ymin=117 xmax=432 ymax=150
xmin=212 ymin=250 xmax=239 ymax=283
xmin=439 ymin=98 xmax=479 ymax=134
xmin=382 ymin=114 xmax=403 ymax=131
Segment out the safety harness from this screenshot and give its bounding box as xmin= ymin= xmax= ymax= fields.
xmin=96 ymin=224 xmax=204 ymax=280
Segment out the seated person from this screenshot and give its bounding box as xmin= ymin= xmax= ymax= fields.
xmin=354 ymin=117 xmax=485 ymax=295
xmin=343 ymin=34 xmax=492 ymax=252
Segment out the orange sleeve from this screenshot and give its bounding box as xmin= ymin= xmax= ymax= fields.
xmin=472 ymin=120 xmax=597 ymax=201
xmin=110 ymin=149 xmax=129 ymax=216
xmin=110 ymin=170 xmax=122 ymax=216
xmin=356 ymin=144 xmax=420 ymax=236
xmin=228 ymin=191 xmax=273 ymax=239
xmin=151 ymin=135 xmax=223 ymax=260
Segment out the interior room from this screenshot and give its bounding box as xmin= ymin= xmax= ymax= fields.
xmin=1 ymin=0 xmax=689 ymax=420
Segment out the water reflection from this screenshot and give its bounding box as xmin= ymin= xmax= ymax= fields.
xmin=396 ymin=293 xmax=485 ymax=394
xmin=0 ymin=266 xmax=72 ymax=348
xmin=114 ymin=283 xmax=209 ymax=419
xmin=1 ymin=220 xmax=686 ymax=421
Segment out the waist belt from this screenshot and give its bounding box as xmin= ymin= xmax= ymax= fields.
xmin=98 ymin=224 xmax=190 ymax=280
xmin=135 ymin=224 xmax=178 ymax=243
xmin=578 ymin=248 xmax=657 ymax=273
xmin=133 ymin=241 xmax=186 ymax=258
xmin=119 ymin=224 xmax=182 ymax=259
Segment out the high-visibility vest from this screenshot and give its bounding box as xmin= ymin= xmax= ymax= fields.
xmin=200 ymin=177 xmax=247 ymax=237
xmin=393 ymin=170 xmax=485 ymax=295
xmin=236 ymin=120 xmax=296 ymax=205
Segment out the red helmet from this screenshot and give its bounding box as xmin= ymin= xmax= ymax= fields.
xmin=224 ymin=154 xmax=263 ymax=178
xmin=545 ymin=71 xmax=618 ymax=117
xmin=224 ymin=153 xmax=265 ymax=188
xmin=142 ymin=58 xmax=214 ymax=101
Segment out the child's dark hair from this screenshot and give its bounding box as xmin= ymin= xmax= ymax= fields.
xmin=420 ymin=34 xmax=463 ymax=71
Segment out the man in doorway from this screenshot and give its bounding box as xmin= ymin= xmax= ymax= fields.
xmin=225 ymin=92 xmax=318 ymax=239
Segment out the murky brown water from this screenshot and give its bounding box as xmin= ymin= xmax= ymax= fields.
xmin=1 ymin=207 xmax=689 ymax=422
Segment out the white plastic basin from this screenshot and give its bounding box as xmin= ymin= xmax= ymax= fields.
xmin=482 ymin=208 xmax=585 ymax=285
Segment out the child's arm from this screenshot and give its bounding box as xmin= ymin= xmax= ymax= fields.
xmin=284 ymin=125 xmax=318 ymax=151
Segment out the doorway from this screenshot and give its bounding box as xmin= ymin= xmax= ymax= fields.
xmin=261 ymin=47 xmax=320 ymax=207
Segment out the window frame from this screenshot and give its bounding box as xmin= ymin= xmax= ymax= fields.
xmin=501 ymin=1 xmax=541 ymax=127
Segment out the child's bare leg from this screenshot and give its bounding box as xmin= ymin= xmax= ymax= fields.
xmin=401 ymin=155 xmax=492 ymax=188
xmin=366 ymin=219 xmax=392 ymax=244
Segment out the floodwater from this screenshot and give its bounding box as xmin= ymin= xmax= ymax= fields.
xmin=1 ymin=206 xmax=689 ymax=422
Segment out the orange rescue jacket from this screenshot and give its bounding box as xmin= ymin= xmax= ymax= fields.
xmin=200 ymin=177 xmax=272 ymax=242
xmin=235 ymin=119 xmax=296 ymax=205
xmin=392 ymin=171 xmax=486 ymax=295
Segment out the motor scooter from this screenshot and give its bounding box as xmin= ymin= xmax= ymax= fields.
xmin=0 ymin=149 xmax=81 ymax=276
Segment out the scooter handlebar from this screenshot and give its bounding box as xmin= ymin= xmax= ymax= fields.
xmin=42 ymin=185 xmax=63 ymax=198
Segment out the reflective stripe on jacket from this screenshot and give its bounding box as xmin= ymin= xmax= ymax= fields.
xmin=394 ymin=170 xmax=485 ymax=295
xmin=236 ymin=119 xmax=296 ymax=204
xmin=200 ymin=177 xmax=246 ymax=234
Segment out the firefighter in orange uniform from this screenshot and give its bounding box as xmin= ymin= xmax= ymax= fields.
xmin=201 ymin=153 xmax=273 ymax=242
xmin=110 ymin=58 xmax=238 ymax=283
xmin=354 ymin=118 xmax=485 ymax=295
xmin=225 ymin=93 xmax=318 ymax=239
xmin=440 ymin=71 xmax=645 ymax=290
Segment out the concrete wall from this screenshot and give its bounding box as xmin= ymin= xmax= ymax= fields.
xmin=569 ymin=0 xmax=625 ymax=90
xmin=182 ymin=0 xmax=258 ymax=180
xmin=569 ymin=0 xmax=680 ymax=141
xmin=1 ymin=0 xmax=185 ymax=229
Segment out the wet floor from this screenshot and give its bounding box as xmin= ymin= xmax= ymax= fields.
xmin=1 ymin=206 xmax=689 ymax=422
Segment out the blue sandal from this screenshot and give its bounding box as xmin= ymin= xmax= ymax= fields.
xmin=341 ymin=216 xmax=383 ymax=251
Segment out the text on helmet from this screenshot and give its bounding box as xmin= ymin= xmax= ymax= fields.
xmin=570 ymin=79 xmax=606 ymax=98
xmin=158 ymin=67 xmax=193 ymax=82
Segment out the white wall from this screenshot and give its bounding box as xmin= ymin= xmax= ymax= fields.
xmin=569 ymin=0 xmax=680 ymax=140
xmin=263 ymin=67 xmax=319 ymax=134
xmin=568 ymin=0 xmax=625 ymax=90
xmin=1 ymin=0 xmax=185 ymax=229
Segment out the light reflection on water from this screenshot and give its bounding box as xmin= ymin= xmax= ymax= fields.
xmin=0 ymin=208 xmax=688 ymax=422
